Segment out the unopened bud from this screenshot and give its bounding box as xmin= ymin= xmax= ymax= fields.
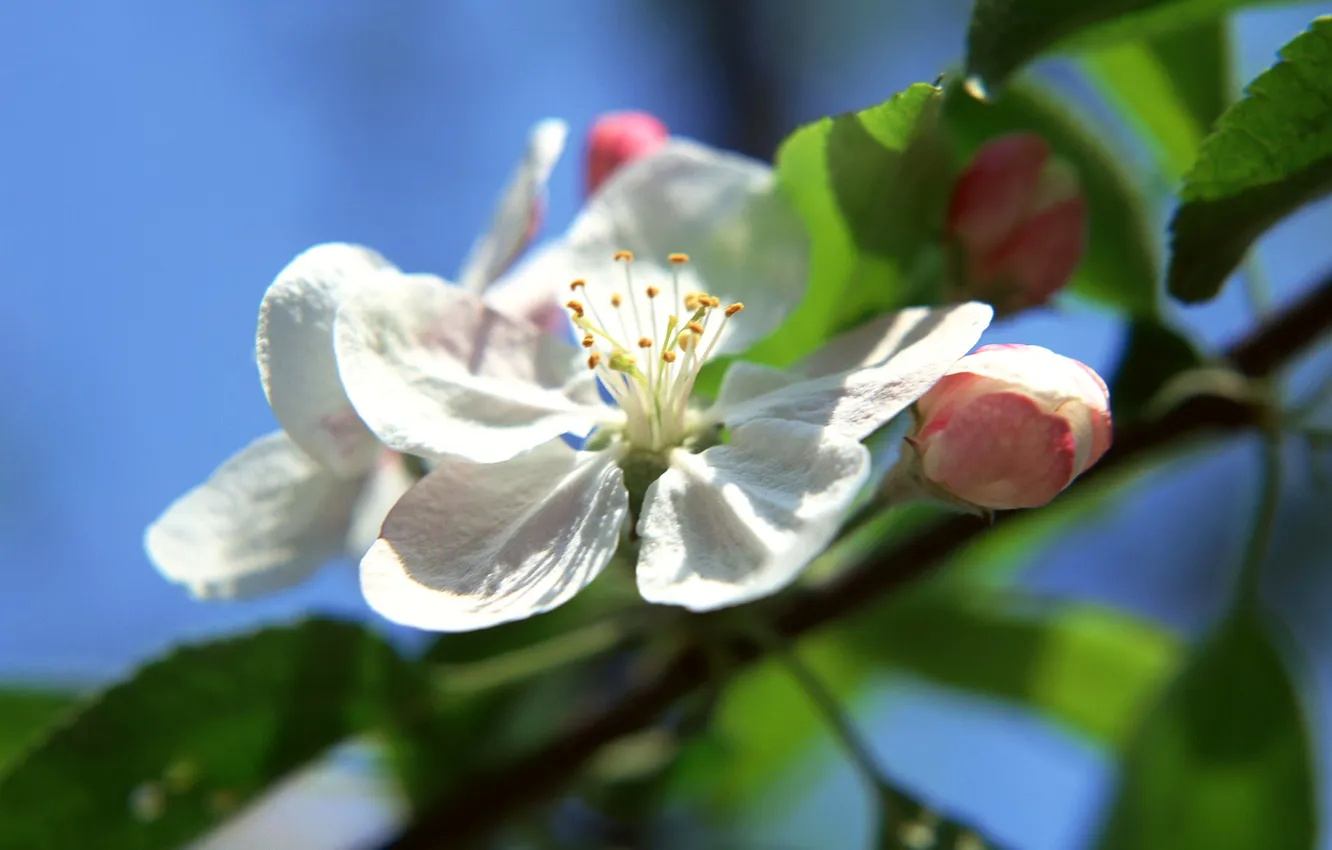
xmin=945 ymin=133 xmax=1086 ymax=315
xmin=887 ymin=344 xmax=1111 ymax=511
xmin=585 ymin=111 xmax=669 ymax=196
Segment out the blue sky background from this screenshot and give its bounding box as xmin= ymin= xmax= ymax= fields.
xmin=2 ymin=2 xmax=1330 ymax=848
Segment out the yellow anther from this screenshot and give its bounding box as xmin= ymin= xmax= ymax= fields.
xmin=569 ymin=279 xmax=586 ymax=291
xmin=677 ymin=334 xmax=693 ymax=351
xmin=645 ymin=286 xmax=659 ymax=298
xmin=725 ymin=302 xmax=744 ymax=317
xmin=662 ymin=350 xmax=677 ymax=363
xmin=587 ymin=352 xmax=602 ymax=369
xmin=610 ymin=293 xmax=623 ymax=307
xmin=566 ymin=300 xmax=585 ymax=317
xmin=668 ymin=253 xmax=689 ymax=264
xmin=613 ymin=250 xmax=634 ymax=262
xmin=637 ymin=337 xmax=653 ymax=348
xmin=703 ymin=295 xmax=721 ymax=308
xmin=687 ymin=321 xmax=704 ymax=335
xmin=683 ymin=293 xmax=700 ymax=310
xmin=581 ymin=334 xmax=594 ymax=348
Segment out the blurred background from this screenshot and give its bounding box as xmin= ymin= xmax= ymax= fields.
xmin=2 ymin=1 xmax=1331 ymax=848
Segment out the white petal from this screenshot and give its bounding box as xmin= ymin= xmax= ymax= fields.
xmin=344 ymin=452 xmax=419 ymax=559
xmin=482 ymin=240 xmax=580 ymax=337
xmin=335 ymin=272 xmax=617 ymax=464
xmin=710 ymin=303 xmax=993 ymax=441
xmin=458 ymin=119 xmax=569 ymax=293
xmin=524 ymin=139 xmax=808 ymax=356
xmin=145 ymin=431 xmax=362 ymax=600
xmin=257 ymin=243 xmax=395 ymax=477
xmin=636 ymin=418 xmax=870 ymax=611
xmin=361 ymin=441 xmax=627 ymax=631
xmin=714 ymin=361 xmax=803 ymax=408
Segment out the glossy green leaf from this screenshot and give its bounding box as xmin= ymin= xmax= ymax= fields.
xmin=943 ymin=80 xmax=1160 ymax=316
xmin=849 ymin=596 xmax=1181 ymax=749
xmin=1169 ymin=17 xmax=1332 ymax=302
xmin=965 ymin=0 xmax=1286 ymax=93
xmin=0 ymin=690 xmax=75 ymax=772
xmin=1096 ymin=603 xmax=1316 ymax=849
xmin=1081 ymin=20 xmax=1233 ymax=179
xmin=742 ymin=83 xmax=953 ymax=371
xmin=1109 ymin=317 xmax=1205 ymax=423
xmin=0 ymin=619 xmax=427 ymax=850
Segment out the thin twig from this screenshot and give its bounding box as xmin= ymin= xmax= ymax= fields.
xmin=1237 ymin=433 xmax=1282 ymax=600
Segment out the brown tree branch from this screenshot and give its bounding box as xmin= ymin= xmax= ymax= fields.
xmin=384 ymin=272 xmax=1332 ymax=849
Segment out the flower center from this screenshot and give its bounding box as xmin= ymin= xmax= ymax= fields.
xmin=565 ymin=251 xmax=742 ymax=453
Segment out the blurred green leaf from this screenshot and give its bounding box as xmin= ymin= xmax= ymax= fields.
xmin=1109 ymin=317 xmax=1206 ymax=423
xmin=1169 ymin=17 xmax=1332 ymax=303
xmin=0 ymin=690 xmax=75 ymax=771
xmin=742 ymin=83 xmax=953 ymax=371
xmin=1081 ymin=20 xmax=1233 ymax=179
xmin=0 ymin=619 xmax=427 ymax=850
xmin=849 ymin=595 xmax=1181 ymax=749
xmin=965 ymin=0 xmax=1286 ymax=93
xmin=943 ymin=80 xmax=1160 ymax=316
xmin=1096 ymin=603 xmax=1316 ymax=849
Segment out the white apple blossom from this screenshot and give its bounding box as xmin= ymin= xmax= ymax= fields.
xmin=145 ymin=119 xmax=570 ymax=599
xmin=334 ymin=149 xmax=993 ymax=627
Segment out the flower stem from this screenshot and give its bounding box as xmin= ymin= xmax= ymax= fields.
xmin=734 ymin=615 xmax=994 ymax=848
xmin=1238 ymin=433 xmax=1282 ymax=602
xmin=434 ymin=616 xmax=628 ymax=697
xmin=743 ymin=617 xmax=883 ymax=791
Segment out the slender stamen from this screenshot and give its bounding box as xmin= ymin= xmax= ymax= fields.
xmin=668 ymin=253 xmax=687 ymax=313
xmin=645 ymin=287 xmax=660 ymax=385
xmin=568 ymin=252 xmax=743 ymax=452
xmin=619 ymin=257 xmax=647 ymax=360
xmin=699 ymin=303 xmax=742 ymax=364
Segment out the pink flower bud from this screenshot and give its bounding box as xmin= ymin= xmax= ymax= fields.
xmin=945 ymin=133 xmax=1087 ymax=314
xmin=584 ymin=111 xmax=669 ymax=196
xmin=901 ymin=344 xmax=1112 ymax=511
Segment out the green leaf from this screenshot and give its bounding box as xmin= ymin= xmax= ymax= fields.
xmin=742 ymin=83 xmax=954 ymax=371
xmin=943 ymin=80 xmax=1160 ymax=316
xmin=1146 ymin=21 xmax=1234 ymax=140
xmin=1109 ymin=317 xmax=1206 ymax=423
xmin=848 ymin=595 xmax=1181 ymax=749
xmin=1080 ymin=20 xmax=1233 ymax=179
xmin=0 ymin=619 xmax=427 ymax=850
xmin=965 ymin=0 xmax=1287 ymax=93
xmin=1168 ymin=17 xmax=1332 ymax=303
xmin=1096 ymin=603 xmax=1316 ymax=849
xmin=0 ymin=690 xmax=76 ymax=772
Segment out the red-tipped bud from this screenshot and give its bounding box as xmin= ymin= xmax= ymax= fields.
xmin=892 ymin=344 xmax=1111 ymax=511
xmin=584 ymin=111 xmax=669 ymax=196
xmin=945 ymin=133 xmax=1087 ymax=314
